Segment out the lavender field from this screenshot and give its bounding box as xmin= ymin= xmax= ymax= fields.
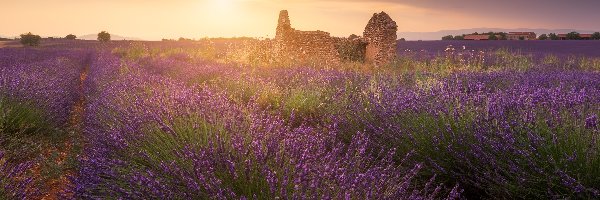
xmin=1 ymin=40 xmax=600 ymax=199
xmin=399 ymin=40 xmax=600 ymax=60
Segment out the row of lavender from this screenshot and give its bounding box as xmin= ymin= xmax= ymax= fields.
xmin=71 ymin=50 xmax=459 ymax=199
xmin=395 ymin=42 xmax=600 ymax=74
xmin=0 ymin=47 xmax=89 ymax=198
xmin=99 ymin=44 xmax=600 ymax=199
xmin=348 ymin=71 xmax=600 ymax=198
xmin=245 ymin=68 xmax=600 ymax=198
xmin=0 ymin=48 xmax=88 ymax=124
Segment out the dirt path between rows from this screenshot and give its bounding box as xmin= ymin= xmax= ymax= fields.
xmin=36 ymin=65 xmax=88 ymax=199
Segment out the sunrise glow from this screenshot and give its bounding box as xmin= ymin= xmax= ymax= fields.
xmin=2 ymin=0 xmax=600 ymax=40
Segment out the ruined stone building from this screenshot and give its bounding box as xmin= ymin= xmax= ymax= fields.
xmin=363 ymin=12 xmax=398 ymax=66
xmin=274 ymin=10 xmax=340 ymax=65
xmin=273 ymin=10 xmax=398 ymax=66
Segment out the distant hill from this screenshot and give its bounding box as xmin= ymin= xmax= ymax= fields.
xmin=398 ymin=28 xmax=597 ymax=41
xmin=78 ymin=33 xmax=142 ymax=41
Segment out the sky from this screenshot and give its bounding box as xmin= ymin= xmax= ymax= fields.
xmin=1 ymin=0 xmax=600 ymax=40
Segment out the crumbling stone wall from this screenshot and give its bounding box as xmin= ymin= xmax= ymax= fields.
xmin=274 ymin=10 xmax=340 ymax=65
xmin=363 ymin=12 xmax=398 ymax=66
xmin=333 ymin=36 xmax=367 ymax=62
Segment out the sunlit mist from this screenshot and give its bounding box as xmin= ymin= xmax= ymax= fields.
xmin=1 ymin=0 xmax=600 ymax=40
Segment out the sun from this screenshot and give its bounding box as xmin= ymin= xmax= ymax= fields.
xmin=199 ymin=0 xmax=242 ymax=19
xmin=194 ymin=0 xmax=244 ymax=29
xmin=212 ymin=0 xmax=236 ymax=11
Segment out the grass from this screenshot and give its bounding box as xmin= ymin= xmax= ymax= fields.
xmin=0 ymin=97 xmax=58 ymax=161
xmin=282 ymin=88 xmax=325 ymax=121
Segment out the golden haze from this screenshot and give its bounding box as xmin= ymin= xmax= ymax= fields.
xmin=0 ymin=0 xmax=583 ymax=40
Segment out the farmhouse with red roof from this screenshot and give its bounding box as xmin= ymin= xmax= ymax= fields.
xmin=507 ymin=32 xmax=536 ymax=40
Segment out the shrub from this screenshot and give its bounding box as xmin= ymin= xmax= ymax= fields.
xmin=65 ymin=34 xmax=77 ymax=40
xmin=19 ymin=32 xmax=41 ymax=46
xmin=442 ymin=35 xmax=454 ymax=40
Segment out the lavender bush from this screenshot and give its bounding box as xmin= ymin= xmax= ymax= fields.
xmin=72 ymin=51 xmax=456 ymax=199
xmin=339 ymin=71 xmax=600 ymax=198
xmin=0 ymin=47 xmax=88 ymax=125
xmin=0 ymin=151 xmax=34 ymax=200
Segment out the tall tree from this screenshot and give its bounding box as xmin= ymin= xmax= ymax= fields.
xmin=548 ymin=33 xmax=559 ymax=40
xmin=538 ymin=34 xmax=548 ymax=40
xmin=566 ymin=32 xmax=581 ymax=40
xmin=498 ymin=32 xmax=508 ymax=40
xmin=97 ymin=31 xmax=111 ymax=42
xmin=591 ymin=32 xmax=600 ymax=40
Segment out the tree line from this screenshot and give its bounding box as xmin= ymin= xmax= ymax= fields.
xmin=442 ymin=31 xmax=600 ymax=40
xmin=17 ymin=31 xmax=112 ymax=46
xmin=442 ymin=32 xmax=508 ymax=40
xmin=538 ymin=32 xmax=600 ymax=40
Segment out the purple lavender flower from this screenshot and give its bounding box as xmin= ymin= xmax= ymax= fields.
xmin=586 ymin=114 xmax=598 ymax=129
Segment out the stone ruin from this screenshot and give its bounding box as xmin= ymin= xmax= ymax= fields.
xmin=363 ymin=12 xmax=398 ymax=66
xmin=274 ymin=10 xmax=340 ymax=65
xmin=273 ymin=10 xmax=398 ymax=66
